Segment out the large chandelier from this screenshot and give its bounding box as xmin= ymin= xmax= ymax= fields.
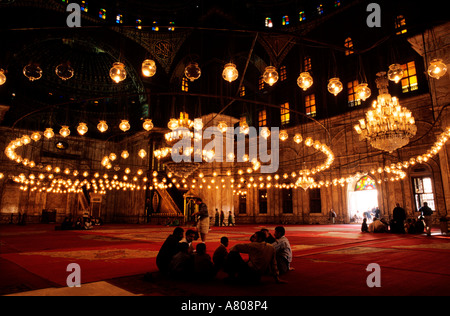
xmin=165 ymin=112 xmax=194 ymax=142
xmin=354 ymin=72 xmax=417 ymax=153
xmin=296 ymin=176 xmax=315 ymax=191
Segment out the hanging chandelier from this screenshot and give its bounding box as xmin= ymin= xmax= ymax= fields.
xmin=427 ymin=58 xmax=447 ymax=79
xmin=110 ymin=62 xmax=127 ymax=83
xmin=55 ymin=63 xmax=74 ymax=81
xmin=296 ymin=176 xmax=316 ymax=191
xmin=355 ymin=83 xmax=371 ymax=101
xmin=77 ymin=122 xmax=88 ymax=135
xmin=185 ymin=62 xmax=201 ymax=81
xmin=97 ymin=120 xmax=108 ymax=133
xmin=222 ymin=63 xmax=239 ymax=83
xmin=263 ymin=66 xmax=278 ymax=86
xmin=43 ymin=128 xmax=55 ymax=139
xmin=387 ymin=64 xmax=404 ymax=83
xmin=142 ymin=59 xmax=157 ymax=78
xmin=119 ymin=119 xmax=131 ymax=132
xmin=165 ymin=112 xmax=194 ymax=142
xmin=59 ymin=125 xmax=70 ymax=137
xmin=354 ymin=72 xmax=417 ymax=153
xmin=23 ymin=63 xmax=43 ymax=81
xmin=297 ymin=72 xmax=313 ymax=91
xmin=142 ymin=119 xmax=154 ymax=131
xmin=218 ymin=121 xmax=228 ymax=133
xmin=0 ymin=68 xmax=6 ymax=85
xmin=327 ymin=78 xmax=343 ymax=96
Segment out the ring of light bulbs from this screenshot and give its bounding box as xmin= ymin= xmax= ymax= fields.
xmin=3 ymin=126 xmax=450 ymax=195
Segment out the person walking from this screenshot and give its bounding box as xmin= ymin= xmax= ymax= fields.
xmin=419 ymin=202 xmax=433 ymax=236
xmin=193 ymin=198 xmax=210 ymax=242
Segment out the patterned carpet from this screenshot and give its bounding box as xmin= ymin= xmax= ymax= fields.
xmin=1 ymin=223 xmax=449 ymax=297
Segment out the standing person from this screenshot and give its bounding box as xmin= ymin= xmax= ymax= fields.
xmin=228 ymin=211 xmax=235 ymax=226
xmin=192 ymin=199 xmax=210 ymax=242
xmin=392 ymin=203 xmax=407 ymax=233
xmin=271 ymin=226 xmax=293 ymax=275
xmin=214 ymin=209 xmax=220 ymax=226
xmin=329 ymin=209 xmax=337 ymax=224
xmin=373 ymin=207 xmax=381 ymax=219
xmin=419 ymin=202 xmax=433 ymax=236
xmin=220 ymin=210 xmax=225 ymax=227
xmin=156 ymin=227 xmax=185 ymax=275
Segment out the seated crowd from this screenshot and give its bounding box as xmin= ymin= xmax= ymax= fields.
xmin=361 ymin=216 xmax=425 ymax=234
xmin=58 ymin=216 xmax=103 ymax=230
xmin=155 ymin=226 xmax=293 ymax=284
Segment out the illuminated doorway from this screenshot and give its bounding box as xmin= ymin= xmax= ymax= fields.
xmin=347 ymin=175 xmax=378 ymax=223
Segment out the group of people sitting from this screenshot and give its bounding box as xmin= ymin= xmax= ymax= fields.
xmin=361 ymin=216 xmax=425 ymax=234
xmin=155 ymin=226 xmax=293 ymax=284
xmin=59 ymin=216 xmax=102 ymax=230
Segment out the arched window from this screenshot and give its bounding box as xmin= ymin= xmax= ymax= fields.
xmin=265 ymin=17 xmax=273 ymax=28
xmin=411 ymin=165 xmax=435 ymax=211
xmin=344 ymin=37 xmax=354 ymax=55
xmin=395 ymin=15 xmax=407 ymax=35
xmin=355 ymin=176 xmax=376 ymax=191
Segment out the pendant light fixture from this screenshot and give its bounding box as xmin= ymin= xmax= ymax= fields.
xmin=297 ymin=72 xmax=313 ymax=91
xmin=110 ymin=62 xmax=127 ymax=83
xmin=119 ymin=119 xmax=131 ymax=132
xmin=23 ymin=63 xmax=43 ymax=81
xmin=143 ymin=119 xmax=154 ymax=131
xmin=142 ymin=59 xmax=157 ymax=77
xmin=222 ymin=63 xmax=239 ymax=83
xmin=97 ymin=120 xmax=108 ymax=133
xmin=327 ymin=78 xmax=343 ymax=96
xmin=263 ymin=66 xmax=278 ymax=86
xmin=77 ymin=122 xmax=88 ymax=135
xmin=387 ymin=63 xmax=404 ymax=83
xmin=185 ymin=62 xmax=201 ymax=81
xmin=59 ymin=125 xmax=70 ymax=137
xmin=427 ymin=58 xmax=447 ymax=79
xmin=0 ymin=68 xmax=6 ymax=85
xmin=55 ymin=62 xmax=74 ymax=81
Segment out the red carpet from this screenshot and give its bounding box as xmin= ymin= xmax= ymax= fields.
xmin=1 ymin=223 xmax=449 ymax=296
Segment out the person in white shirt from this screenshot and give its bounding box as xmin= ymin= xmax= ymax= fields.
xmin=226 ymin=231 xmax=285 ymax=284
xmin=272 ymin=226 xmax=293 ymax=275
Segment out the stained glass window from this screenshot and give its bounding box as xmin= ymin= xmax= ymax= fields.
xmin=282 ymin=16 xmax=289 ymax=26
xmin=344 ymin=37 xmax=354 ymax=55
xmin=81 ymin=1 xmax=88 ymax=12
xmin=395 ymin=15 xmax=407 ymax=35
xmin=265 ymin=17 xmax=273 ymax=28
xmin=355 ymin=176 xmax=376 ymax=191
xmin=299 ymin=11 xmax=306 ymax=22
xmin=99 ymin=9 xmax=106 ymax=20
xmin=136 ymin=19 xmax=142 ymax=29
